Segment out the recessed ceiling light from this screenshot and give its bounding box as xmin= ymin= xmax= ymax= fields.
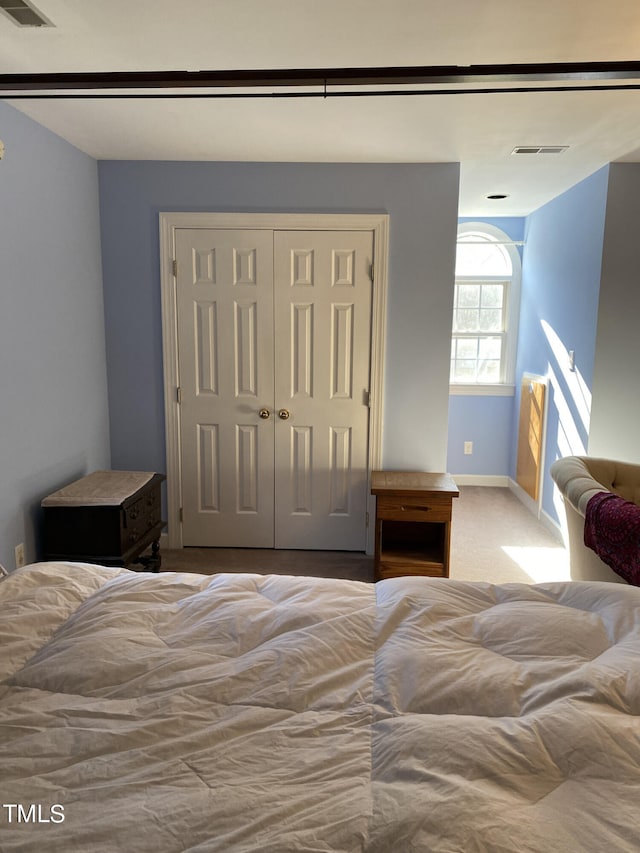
xmin=486 ymin=194 xmax=509 ymax=200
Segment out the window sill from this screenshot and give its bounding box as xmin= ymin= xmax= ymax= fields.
xmin=449 ymin=384 xmax=515 ymax=397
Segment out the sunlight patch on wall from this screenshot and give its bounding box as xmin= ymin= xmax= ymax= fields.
xmin=541 ymin=319 xmax=592 ymax=440
xmin=548 ymin=364 xmax=587 ymax=456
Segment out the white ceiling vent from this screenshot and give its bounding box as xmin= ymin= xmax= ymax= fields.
xmin=511 ymin=146 xmax=569 ymax=155
xmin=0 ymin=0 xmax=53 ymax=27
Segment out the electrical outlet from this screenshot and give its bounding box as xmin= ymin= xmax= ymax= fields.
xmin=15 ymin=543 xmax=25 ymax=569
xmin=464 ymin=441 xmax=473 ymax=455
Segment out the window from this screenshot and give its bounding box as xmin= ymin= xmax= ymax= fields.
xmin=450 ymin=224 xmax=521 ymax=393
xmin=451 ymin=280 xmax=507 ymax=383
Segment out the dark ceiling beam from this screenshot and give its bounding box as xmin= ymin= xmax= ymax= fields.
xmin=2 ymin=61 xmax=640 ymax=93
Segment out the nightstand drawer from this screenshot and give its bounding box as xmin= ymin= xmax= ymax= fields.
xmin=376 ymin=495 xmax=452 ymax=523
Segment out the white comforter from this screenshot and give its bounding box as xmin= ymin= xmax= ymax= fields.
xmin=1 ymin=563 xmax=640 ymax=852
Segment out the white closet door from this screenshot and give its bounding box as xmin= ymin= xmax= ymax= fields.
xmin=175 ymin=229 xmax=275 ymax=546
xmin=273 ymin=230 xmax=373 ymax=550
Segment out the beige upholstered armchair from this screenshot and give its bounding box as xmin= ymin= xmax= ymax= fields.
xmin=550 ymin=456 xmax=640 ymax=583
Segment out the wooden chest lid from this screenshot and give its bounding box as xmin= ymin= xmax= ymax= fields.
xmin=41 ymin=471 xmax=156 ymax=507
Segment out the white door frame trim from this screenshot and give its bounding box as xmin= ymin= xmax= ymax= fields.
xmin=159 ymin=212 xmax=389 ymax=553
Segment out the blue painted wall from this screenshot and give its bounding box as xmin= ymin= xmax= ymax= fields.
xmin=447 ymin=217 xmax=525 ymax=476
xmin=98 ymin=161 xmax=460 ymax=480
xmin=589 ymin=164 xmax=640 ymax=464
xmin=0 ymin=102 xmax=110 ymax=570
xmin=448 ymin=176 xmax=609 ymax=517
xmin=458 ymin=216 xmax=526 ymax=243
xmin=0 ymin=97 xmax=622 ymax=566
xmin=514 ymin=167 xmax=609 ymax=523
xmin=447 ymin=394 xmax=514 ymax=475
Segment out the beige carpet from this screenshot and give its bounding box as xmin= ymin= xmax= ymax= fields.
xmin=450 ymin=486 xmax=569 ymax=584
xmin=160 ymin=486 xmax=569 ymax=585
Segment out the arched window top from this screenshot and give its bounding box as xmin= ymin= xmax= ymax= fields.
xmin=455 ymin=230 xmax=513 ymax=277
xmin=451 ymin=222 xmax=521 ymax=390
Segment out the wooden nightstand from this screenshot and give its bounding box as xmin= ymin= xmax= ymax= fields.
xmin=371 ymin=471 xmax=459 ymax=581
xmin=42 ymin=471 xmax=166 ymax=571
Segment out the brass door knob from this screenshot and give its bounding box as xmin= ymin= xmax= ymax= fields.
xmin=258 ymin=408 xmax=271 ymax=419
xmin=278 ymin=409 xmax=291 ymax=420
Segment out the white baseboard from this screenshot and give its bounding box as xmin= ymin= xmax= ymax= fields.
xmin=452 ymin=474 xmax=510 ymax=487
xmin=507 ymin=478 xmax=564 ymax=543
xmin=507 ymin=477 xmax=538 ymax=514
xmin=539 ymin=508 xmax=564 ymax=543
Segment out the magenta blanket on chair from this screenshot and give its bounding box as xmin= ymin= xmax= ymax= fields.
xmin=584 ymin=492 xmax=640 ymax=585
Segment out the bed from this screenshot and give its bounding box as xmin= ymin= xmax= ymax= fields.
xmin=2 ymin=562 xmax=640 ymax=852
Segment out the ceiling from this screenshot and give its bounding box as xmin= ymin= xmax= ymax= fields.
xmin=2 ymin=0 xmax=640 ymax=216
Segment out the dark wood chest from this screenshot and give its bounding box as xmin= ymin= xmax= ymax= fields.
xmin=42 ymin=471 xmax=166 ymax=570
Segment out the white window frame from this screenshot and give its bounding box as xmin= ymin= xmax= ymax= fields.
xmin=450 ymin=222 xmax=521 ymax=397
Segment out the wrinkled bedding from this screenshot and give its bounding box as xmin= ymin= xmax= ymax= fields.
xmin=1 ymin=562 xmax=640 ymax=852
